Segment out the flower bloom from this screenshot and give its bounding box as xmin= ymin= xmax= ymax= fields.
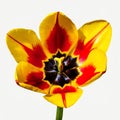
xmin=6 ymin=12 xmax=112 ymax=108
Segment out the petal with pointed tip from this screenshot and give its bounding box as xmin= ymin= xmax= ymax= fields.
xmin=74 ymin=20 xmax=112 ymax=61
xmin=40 ymin=12 xmax=78 ymax=54
xmin=6 ymin=29 xmax=46 ymax=67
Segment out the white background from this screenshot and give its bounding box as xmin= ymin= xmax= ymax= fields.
xmin=0 ymin=0 xmax=120 ymax=120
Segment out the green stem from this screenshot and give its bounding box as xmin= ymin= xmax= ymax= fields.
xmin=56 ymin=106 xmax=63 ymax=120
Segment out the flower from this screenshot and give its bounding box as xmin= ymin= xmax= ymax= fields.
xmin=6 ymin=12 xmax=112 ymax=108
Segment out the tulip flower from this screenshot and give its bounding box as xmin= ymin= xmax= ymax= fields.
xmin=6 ymin=12 xmax=112 ymax=120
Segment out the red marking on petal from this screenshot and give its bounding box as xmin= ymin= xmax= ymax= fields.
xmin=7 ymin=34 xmax=46 ymax=67
xmin=53 ymin=86 xmax=76 ymax=107
xmin=53 ymin=86 xmax=76 ymax=94
xmin=46 ymin=13 xmax=71 ymax=53
xmin=76 ymin=65 xmax=99 ymax=85
xmin=74 ymin=39 xmax=94 ymax=62
xmin=26 ymin=72 xmax=49 ymax=90
xmin=62 ymin=93 xmax=66 ymax=107
xmin=25 ymin=45 xmax=46 ymax=68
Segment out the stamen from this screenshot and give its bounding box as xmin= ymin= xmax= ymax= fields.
xmin=44 ymin=51 xmax=79 ymax=87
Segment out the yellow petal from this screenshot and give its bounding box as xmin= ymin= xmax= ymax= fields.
xmin=39 ymin=12 xmax=78 ymax=54
xmin=78 ymin=20 xmax=112 ymax=52
xmin=76 ymin=49 xmax=107 ymax=86
xmin=44 ymin=94 xmax=64 ymax=107
xmin=6 ymin=29 xmax=46 ymax=67
xmin=44 ymin=85 xmax=83 ymax=108
xmin=82 ymin=49 xmax=107 ymax=72
xmin=16 ymin=61 xmax=50 ymax=94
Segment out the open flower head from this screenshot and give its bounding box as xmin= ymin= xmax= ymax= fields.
xmin=6 ymin=12 xmax=112 ymax=108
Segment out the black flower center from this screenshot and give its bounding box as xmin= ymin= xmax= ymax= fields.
xmin=44 ymin=51 xmax=79 ymax=87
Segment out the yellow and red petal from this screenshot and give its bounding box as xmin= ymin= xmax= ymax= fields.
xmin=6 ymin=29 xmax=47 ymax=68
xmin=44 ymin=85 xmax=83 ymax=108
xmin=16 ymin=62 xmax=50 ymax=94
xmin=73 ymin=20 xmax=112 ymax=61
xmin=76 ymin=49 xmax=107 ymax=86
xmin=39 ymin=12 xmax=78 ymax=54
